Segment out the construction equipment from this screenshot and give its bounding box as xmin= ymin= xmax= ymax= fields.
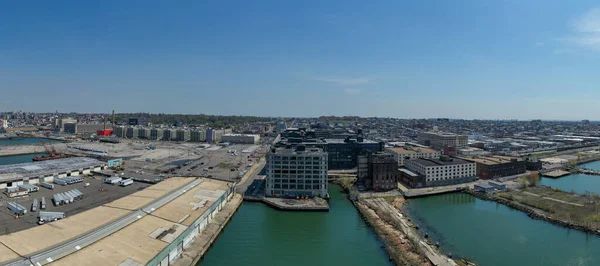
xmin=32 ymin=137 xmax=67 ymax=161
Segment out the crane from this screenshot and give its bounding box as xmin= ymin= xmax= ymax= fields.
xmin=32 ymin=137 xmax=67 ymax=161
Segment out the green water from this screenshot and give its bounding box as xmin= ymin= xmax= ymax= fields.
xmin=0 ymin=138 xmax=60 ymax=146
xmin=406 ymin=193 xmax=600 ymax=266
xmin=200 ymin=186 xmax=392 ymax=266
xmin=0 ymin=153 xmax=49 ymax=165
xmin=541 ymin=161 xmax=600 ymax=195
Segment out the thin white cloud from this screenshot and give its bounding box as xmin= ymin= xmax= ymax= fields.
xmin=562 ymin=8 xmax=600 ymax=51
xmin=535 ymin=42 xmax=545 ymax=46
xmin=343 ymin=88 xmax=362 ymax=95
xmin=553 ymin=48 xmax=576 ymax=55
xmin=313 ymin=76 xmax=373 ymax=86
xmin=572 ymin=8 xmax=600 ymax=33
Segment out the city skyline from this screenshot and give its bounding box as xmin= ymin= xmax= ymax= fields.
xmin=1 ymin=1 xmax=600 ymax=119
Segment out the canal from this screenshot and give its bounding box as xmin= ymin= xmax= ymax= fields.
xmin=0 ymin=138 xmax=60 ymax=146
xmin=0 ymin=153 xmax=49 ymax=165
xmin=541 ymin=160 xmax=600 ymax=195
xmin=200 ymin=185 xmax=392 ymax=266
xmin=406 ymin=193 xmax=600 ymax=266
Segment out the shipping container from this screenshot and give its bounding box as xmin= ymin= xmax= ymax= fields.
xmin=4 ymin=187 xmax=29 ymax=198
xmin=104 ymin=176 xmax=122 ymax=184
xmin=7 ymin=202 xmax=27 ymax=215
xmin=62 ymin=193 xmax=73 ymax=204
xmin=31 ymin=198 xmax=38 ymax=212
xmin=18 ymin=184 xmax=39 ymax=193
xmin=54 ymin=179 xmax=68 ymax=186
xmin=40 ymin=182 xmax=54 ymax=189
xmin=53 ymin=194 xmax=61 ymax=206
xmin=39 ymin=211 xmax=65 ymax=222
xmin=119 ymin=179 xmax=134 ymax=187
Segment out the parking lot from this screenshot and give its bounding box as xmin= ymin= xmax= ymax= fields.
xmin=0 ymin=175 xmax=151 ymax=234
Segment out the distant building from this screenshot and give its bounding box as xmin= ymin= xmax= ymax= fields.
xmin=402 ymin=156 xmax=476 ymax=187
xmin=324 ymin=138 xmax=383 ymax=169
xmin=150 ymin=128 xmax=164 ymax=140
xmin=174 ymin=129 xmax=190 ymax=142
xmin=54 ymin=118 xmax=77 ymax=132
xmin=273 ymin=128 xmax=384 ymax=170
xmin=190 ymin=129 xmax=206 ymax=142
xmin=221 ymin=134 xmax=260 ymax=144
xmin=113 ymin=126 xmax=126 ymax=138
xmin=137 ymin=128 xmax=150 ymax=139
xmin=128 ymin=117 xmax=150 ymax=126
xmin=462 ymin=156 xmax=526 ymax=179
xmin=525 ymin=158 xmax=543 ymax=171
xmin=163 ymin=129 xmax=174 ymax=141
xmin=206 ymin=128 xmax=233 ymax=143
xmin=387 ymin=146 xmax=440 ymax=166
xmin=265 ymin=146 xmax=328 ymax=198
xmin=63 ymin=123 xmax=77 ymax=134
xmin=417 ymin=131 xmax=468 ymax=149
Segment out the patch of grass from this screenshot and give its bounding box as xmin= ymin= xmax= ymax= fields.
xmin=502 ymin=186 xmax=600 ymax=230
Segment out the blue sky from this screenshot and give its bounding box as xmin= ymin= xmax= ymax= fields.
xmin=1 ymin=1 xmax=600 ymax=119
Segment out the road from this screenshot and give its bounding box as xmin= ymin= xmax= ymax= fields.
xmin=235 ymin=159 xmax=265 ymax=194
xmin=2 ymin=179 xmax=204 ymax=266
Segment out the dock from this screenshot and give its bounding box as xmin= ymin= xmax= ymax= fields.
xmin=542 ymin=170 xmax=571 ymax=178
xmin=261 ymin=197 xmax=329 ymax=211
xmin=397 ymin=182 xmax=465 ymax=198
xmin=575 ymin=168 xmax=600 ymax=176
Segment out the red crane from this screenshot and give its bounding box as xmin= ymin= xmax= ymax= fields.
xmin=32 ymin=137 xmax=67 ymax=161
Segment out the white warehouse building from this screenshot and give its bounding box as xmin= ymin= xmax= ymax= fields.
xmin=0 ymin=157 xmax=107 ymax=189
xmin=221 ymin=134 xmax=260 ymax=144
xmin=404 ymin=156 xmax=476 ymax=182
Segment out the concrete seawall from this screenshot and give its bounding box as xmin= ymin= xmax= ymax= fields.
xmin=172 ymin=193 xmax=243 ymax=266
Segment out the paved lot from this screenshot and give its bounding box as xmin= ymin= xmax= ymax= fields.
xmin=0 ymin=175 xmax=151 ymax=235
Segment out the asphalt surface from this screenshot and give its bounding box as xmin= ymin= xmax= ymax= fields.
xmin=0 ymin=176 xmax=150 ymax=235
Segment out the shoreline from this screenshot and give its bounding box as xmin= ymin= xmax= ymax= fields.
xmin=464 ymin=189 xmax=600 ymax=236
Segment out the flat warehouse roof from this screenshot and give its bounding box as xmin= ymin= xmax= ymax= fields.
xmin=105 ymin=177 xmax=194 ymax=211
xmin=150 ymin=179 xmax=230 ymax=226
xmin=412 ymin=158 xmax=473 ymax=167
xmin=49 ymin=178 xmax=232 ymax=265
xmin=50 ymin=215 xmax=185 ymax=266
xmin=464 ymin=156 xmax=517 ymax=165
xmin=0 ymin=157 xmax=105 ymax=182
xmin=0 ymin=206 xmax=131 ymax=257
